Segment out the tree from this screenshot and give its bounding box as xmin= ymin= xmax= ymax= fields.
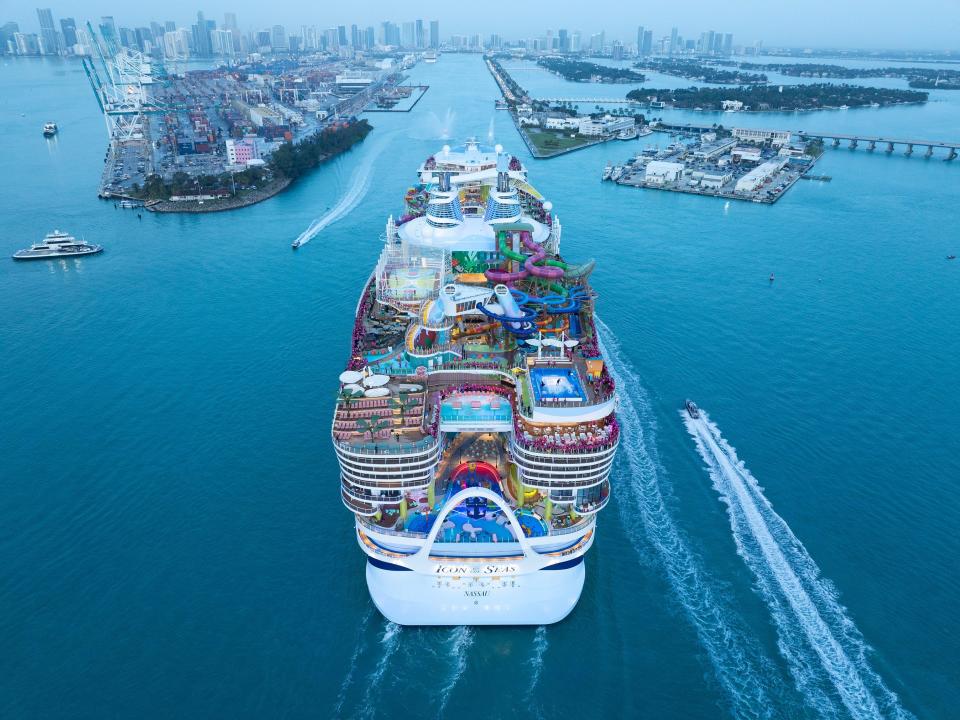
xmin=356 ymin=414 xmax=390 ymax=448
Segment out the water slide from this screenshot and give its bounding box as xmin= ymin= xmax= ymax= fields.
xmin=484 ymin=231 xmax=529 ymax=284
xmin=520 ymin=231 xmax=565 ymax=281
xmin=476 ymin=285 xmax=540 ymax=337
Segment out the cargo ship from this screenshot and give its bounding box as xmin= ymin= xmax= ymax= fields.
xmin=333 ymin=140 xmax=619 ymax=625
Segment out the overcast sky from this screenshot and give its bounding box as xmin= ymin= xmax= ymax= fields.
xmin=5 ymin=0 xmax=960 ymax=50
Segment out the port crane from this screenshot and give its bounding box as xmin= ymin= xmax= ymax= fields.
xmin=81 ymin=20 xmax=165 ymax=143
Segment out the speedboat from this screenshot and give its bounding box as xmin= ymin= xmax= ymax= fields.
xmin=601 ymin=163 xmax=613 ymax=181
xmin=13 ymin=230 xmax=101 ymax=260
xmin=685 ymin=400 xmax=700 ymax=419
xmin=43 ymin=122 xmax=58 ymax=137
xmin=292 ymin=238 xmax=301 ymax=249
xmin=948 ymin=255 xmax=956 ymax=260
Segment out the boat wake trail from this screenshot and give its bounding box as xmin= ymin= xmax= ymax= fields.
xmin=293 ymin=133 xmax=392 ymax=248
xmin=684 ymin=410 xmax=914 ymax=720
xmin=597 ymin=318 xmax=787 ymax=720
xmin=437 ymin=626 xmax=474 ymax=716
xmin=333 ymin=607 xmax=373 ymax=717
xmin=358 ymin=621 xmax=401 ymax=720
xmin=525 ymin=626 xmax=549 ymax=720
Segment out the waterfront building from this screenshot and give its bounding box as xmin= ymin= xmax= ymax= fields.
xmin=225 ymin=136 xmax=263 ymax=167
xmin=644 ymin=161 xmax=685 ymax=185
xmin=735 ymin=159 xmax=788 ymax=193
xmin=429 ymin=20 xmax=439 ymax=49
xmin=732 ymin=127 xmax=791 ymax=147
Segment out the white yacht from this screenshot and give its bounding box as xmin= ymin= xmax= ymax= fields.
xmin=13 ymin=230 xmax=102 ymax=260
xmin=43 ymin=122 xmax=58 ymax=137
xmin=333 ymin=140 xmax=618 ymax=625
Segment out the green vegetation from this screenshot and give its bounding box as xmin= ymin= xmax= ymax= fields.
xmin=743 ymin=63 xmax=960 ymax=89
xmin=131 ymin=120 xmax=372 ymax=201
xmin=626 ymin=84 xmax=928 ymax=110
xmin=636 ymin=58 xmax=767 ymax=84
xmin=805 ymin=139 xmax=825 ymax=157
xmin=524 ymin=129 xmax=598 ymax=155
xmin=269 ymin=119 xmax=372 ymax=179
xmin=538 ymin=57 xmax=646 ymax=84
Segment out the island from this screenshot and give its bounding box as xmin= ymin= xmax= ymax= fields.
xmin=635 ymin=58 xmax=767 ymax=85
xmin=625 ymin=84 xmax=928 ymax=111
xmin=537 ymin=57 xmax=646 ymax=84
xmin=741 ymin=63 xmax=960 ymax=90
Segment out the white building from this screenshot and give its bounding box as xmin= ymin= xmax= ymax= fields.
xmin=733 ymin=127 xmax=791 ymax=147
xmin=734 ymin=159 xmax=787 ymax=193
xmin=248 ymin=105 xmax=284 ymax=128
xmin=578 ymin=115 xmax=635 ymax=137
xmin=721 ymin=100 xmax=744 ymax=111
xmin=692 ymin=138 xmax=737 ymax=160
xmin=644 ymin=161 xmax=685 ymax=186
xmin=731 ymin=146 xmax=763 ymax=163
xmin=700 ymin=171 xmax=732 ymax=188
xmin=225 ymin=136 xmax=264 ymax=167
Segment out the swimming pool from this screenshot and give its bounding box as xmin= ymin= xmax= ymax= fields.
xmin=529 ymin=367 xmax=586 ymax=404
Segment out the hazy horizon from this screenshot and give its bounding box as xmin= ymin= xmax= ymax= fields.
xmin=3 ymin=0 xmax=960 ymax=51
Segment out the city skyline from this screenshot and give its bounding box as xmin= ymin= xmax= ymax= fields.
xmin=1 ymin=1 xmax=959 ymax=50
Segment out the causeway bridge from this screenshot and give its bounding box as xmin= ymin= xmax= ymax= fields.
xmin=537 ymin=97 xmax=640 ymax=105
xmin=797 ymin=131 xmax=958 ymax=159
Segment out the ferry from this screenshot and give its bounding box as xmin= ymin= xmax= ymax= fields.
xmin=424 ymin=51 xmax=438 ymax=63
xmin=617 ymin=126 xmax=639 ymax=141
xmin=13 ymin=230 xmax=102 ymax=260
xmin=333 ymin=140 xmax=618 ymax=625
xmin=42 ymin=122 xmax=58 ymax=137
xmin=636 ymin=126 xmax=653 ymax=138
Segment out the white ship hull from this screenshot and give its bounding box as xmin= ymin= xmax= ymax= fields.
xmin=366 ymin=558 xmax=585 ymax=625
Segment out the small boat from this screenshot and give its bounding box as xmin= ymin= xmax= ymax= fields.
xmin=13 ymin=229 xmax=101 ymax=260
xmin=601 ymin=163 xmax=613 ymax=181
xmin=685 ymin=400 xmax=700 ymax=419
xmin=292 ymin=238 xmax=302 ymax=249
xmin=769 ymin=273 xmax=775 ymax=282
xmin=636 ymin=126 xmax=653 ymax=137
xmin=617 ymin=126 xmax=639 ymax=141
xmin=43 ymin=122 xmax=58 ymax=137
xmin=839 ymin=105 xmax=850 ymax=111
xmin=948 ymin=255 xmax=956 ymax=260
xmin=495 ymin=99 xmax=508 ymax=110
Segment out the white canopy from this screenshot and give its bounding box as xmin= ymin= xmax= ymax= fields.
xmin=363 ymin=374 xmax=390 ymax=388
xmin=542 ymin=338 xmax=563 ymax=347
xmin=343 ymin=383 xmax=365 ymax=396
xmin=526 ymin=339 xmax=542 ymax=347
xmin=563 ymin=339 xmax=580 ymax=348
xmin=364 ymin=387 xmax=390 ymax=398
xmin=339 ymin=370 xmax=364 ymax=384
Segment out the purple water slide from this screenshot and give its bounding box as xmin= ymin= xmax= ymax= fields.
xmin=484 ymin=267 xmax=528 ymax=283
xmin=521 ymin=231 xmax=564 ymax=280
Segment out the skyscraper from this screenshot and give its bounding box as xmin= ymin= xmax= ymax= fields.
xmin=669 ymin=26 xmax=678 ymax=55
xmin=401 ymin=21 xmax=415 ymax=49
xmin=59 ymin=17 xmax=77 ymax=49
xmin=642 ymin=30 xmax=652 ymax=56
xmin=337 ymin=25 xmax=347 ymax=48
xmin=415 ymin=19 xmax=424 ymax=49
xmin=558 ymin=28 xmax=569 ymax=53
xmin=429 ymin=20 xmax=439 ymax=49
xmin=36 ymin=8 xmax=60 ymax=55
xmin=636 ymin=25 xmax=644 ymax=55
xmin=192 ymin=11 xmax=213 ymax=57
xmin=723 ymin=33 xmax=733 ymax=55
xmin=351 ymin=24 xmax=361 ymax=49
xmin=365 ymin=26 xmax=375 ymax=49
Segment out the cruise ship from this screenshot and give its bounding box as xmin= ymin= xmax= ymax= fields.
xmin=333 ymin=140 xmax=619 ymax=625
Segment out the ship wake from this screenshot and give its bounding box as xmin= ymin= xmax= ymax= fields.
xmin=358 ymin=621 xmax=401 ymax=720
xmin=525 ymin=626 xmax=549 ymax=720
xmin=684 ymin=410 xmax=914 ymax=720
xmin=437 ymin=626 xmax=474 ymax=716
xmin=293 ymin=133 xmax=390 ymax=248
xmin=597 ymin=318 xmax=788 ymax=719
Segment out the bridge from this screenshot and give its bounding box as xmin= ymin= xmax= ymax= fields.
xmin=797 ymin=131 xmax=959 ymax=159
xmin=537 ymin=97 xmax=640 ymax=105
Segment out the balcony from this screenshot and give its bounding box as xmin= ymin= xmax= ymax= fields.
xmin=341 ymin=488 xmax=378 ymax=516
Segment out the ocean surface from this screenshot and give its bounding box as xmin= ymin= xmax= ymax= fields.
xmin=1 ymin=53 xmax=958 ymax=719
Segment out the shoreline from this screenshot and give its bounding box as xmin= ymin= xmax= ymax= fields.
xmin=145 ymin=177 xmax=293 ymax=214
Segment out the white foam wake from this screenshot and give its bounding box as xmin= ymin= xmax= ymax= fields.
xmin=597 ymin=318 xmax=787 ymax=720
xmin=525 ymin=626 xmax=549 ymax=720
xmin=293 ymin=131 xmax=395 ymax=248
xmin=437 ymin=626 xmax=474 ymax=716
xmin=358 ymin=621 xmax=401 ymax=720
xmin=333 ymin=607 xmax=373 ymax=717
xmin=685 ymin=410 xmax=914 ymax=720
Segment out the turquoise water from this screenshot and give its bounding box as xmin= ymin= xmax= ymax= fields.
xmin=1 ymin=54 xmax=958 ymax=719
